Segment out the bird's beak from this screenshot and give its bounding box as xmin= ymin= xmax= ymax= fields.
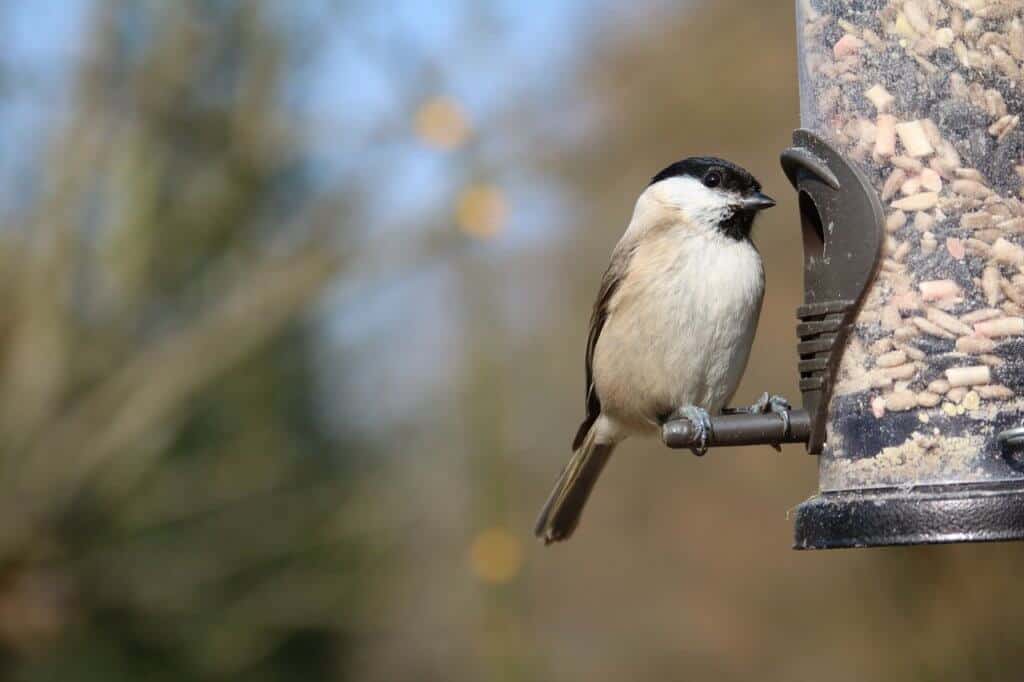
xmin=739 ymin=192 xmax=776 ymax=212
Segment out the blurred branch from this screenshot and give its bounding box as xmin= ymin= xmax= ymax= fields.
xmin=17 ymin=238 xmax=339 ymax=515
xmin=0 ymin=116 xmax=108 ymax=453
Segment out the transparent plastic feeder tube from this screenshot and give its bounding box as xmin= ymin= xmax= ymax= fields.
xmin=797 ymin=0 xmax=1024 ymax=490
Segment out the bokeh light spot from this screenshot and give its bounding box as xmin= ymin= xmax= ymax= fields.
xmin=468 ymin=526 xmax=522 ymax=585
xmin=456 ymin=184 xmax=507 ymax=239
xmin=414 ymin=96 xmax=469 ymax=150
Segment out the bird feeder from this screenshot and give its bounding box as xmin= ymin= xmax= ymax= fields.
xmin=665 ymin=0 xmax=1024 ymax=548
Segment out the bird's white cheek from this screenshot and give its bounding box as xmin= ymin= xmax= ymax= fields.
xmin=650 ymin=177 xmax=736 ymax=231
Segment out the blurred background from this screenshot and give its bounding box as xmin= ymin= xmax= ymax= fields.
xmin=0 ymin=0 xmax=1023 ymax=680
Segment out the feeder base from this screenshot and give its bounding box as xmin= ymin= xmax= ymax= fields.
xmin=794 ymin=481 xmax=1024 ymax=549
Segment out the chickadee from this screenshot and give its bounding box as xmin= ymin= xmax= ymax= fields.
xmin=535 ymin=157 xmax=786 ymax=545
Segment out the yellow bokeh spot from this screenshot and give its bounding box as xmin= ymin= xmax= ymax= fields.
xmin=469 ymin=527 xmax=523 ymax=585
xmin=414 ymin=96 xmax=469 ymax=150
xmin=456 ymin=184 xmax=506 ymax=239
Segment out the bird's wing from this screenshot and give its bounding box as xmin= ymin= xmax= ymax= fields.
xmin=572 ymin=247 xmax=632 ymax=450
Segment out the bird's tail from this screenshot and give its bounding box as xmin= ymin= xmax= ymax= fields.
xmin=534 ymin=425 xmax=616 ymax=544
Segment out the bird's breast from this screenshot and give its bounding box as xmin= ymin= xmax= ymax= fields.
xmin=594 ymin=229 xmax=764 ymax=429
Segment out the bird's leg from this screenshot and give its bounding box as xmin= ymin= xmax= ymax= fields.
xmin=661 ymin=405 xmax=713 ymax=457
xmin=723 ymin=392 xmax=792 ymax=451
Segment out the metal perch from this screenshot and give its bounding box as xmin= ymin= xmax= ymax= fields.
xmin=662 ymin=410 xmax=811 ymax=450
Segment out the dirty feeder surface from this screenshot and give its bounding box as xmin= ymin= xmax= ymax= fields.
xmin=798 ymin=0 xmax=1024 ymax=489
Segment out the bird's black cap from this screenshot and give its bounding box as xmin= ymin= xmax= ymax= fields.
xmin=649 ymin=156 xmax=763 ymax=196
xmin=650 ymin=156 xmax=774 ymax=241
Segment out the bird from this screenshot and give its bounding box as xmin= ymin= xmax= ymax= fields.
xmin=534 ymin=156 xmax=787 ymax=545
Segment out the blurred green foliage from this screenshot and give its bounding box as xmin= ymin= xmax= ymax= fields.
xmin=0 ymin=2 xmax=376 ymax=680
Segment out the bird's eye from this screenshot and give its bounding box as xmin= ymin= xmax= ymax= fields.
xmin=703 ymin=171 xmax=722 ymax=188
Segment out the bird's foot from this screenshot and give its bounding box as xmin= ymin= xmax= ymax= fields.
xmin=662 ymin=405 xmax=713 ymax=457
xmin=749 ymin=392 xmax=792 ymax=416
xmin=731 ymin=392 xmax=792 ymax=451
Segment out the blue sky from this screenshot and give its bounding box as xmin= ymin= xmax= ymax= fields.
xmin=0 ymin=0 xmax=618 ymax=246
xmin=0 ymin=1 xmax=90 ymax=207
xmin=311 ymin=1 xmax=605 ymax=423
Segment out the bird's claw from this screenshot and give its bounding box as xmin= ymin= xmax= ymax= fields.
xmin=749 ymin=391 xmax=791 ymax=415
xmin=749 ymin=392 xmax=792 ymax=451
xmin=663 ymin=405 xmax=713 ymax=457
